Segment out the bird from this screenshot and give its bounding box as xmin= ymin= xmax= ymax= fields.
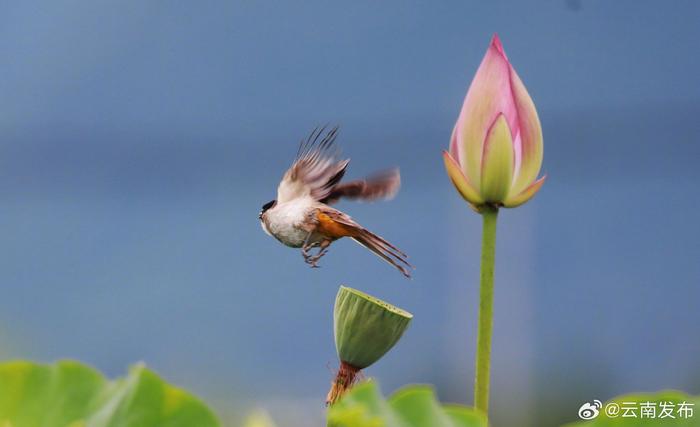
xmin=259 ymin=126 xmax=412 ymax=278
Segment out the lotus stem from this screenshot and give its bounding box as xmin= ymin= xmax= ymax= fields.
xmin=474 ymin=205 xmax=498 ymax=414
xmin=325 ymin=361 xmax=360 ymax=406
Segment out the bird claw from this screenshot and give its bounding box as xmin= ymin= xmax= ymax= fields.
xmin=302 ymin=241 xmax=330 ymax=268
xmin=304 ymin=252 xmax=325 ymax=268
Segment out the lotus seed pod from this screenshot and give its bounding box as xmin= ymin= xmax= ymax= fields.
xmin=334 ymin=286 xmax=413 ymax=369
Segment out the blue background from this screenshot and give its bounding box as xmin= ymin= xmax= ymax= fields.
xmin=1 ymin=1 xmax=699 ymax=426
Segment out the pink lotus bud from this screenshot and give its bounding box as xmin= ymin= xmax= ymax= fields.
xmin=444 ymin=34 xmax=545 ymax=210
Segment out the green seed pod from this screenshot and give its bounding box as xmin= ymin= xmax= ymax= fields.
xmin=334 ymin=286 xmax=413 ymax=370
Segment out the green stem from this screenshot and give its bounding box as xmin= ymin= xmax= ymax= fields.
xmin=474 ymin=206 xmax=498 ymax=414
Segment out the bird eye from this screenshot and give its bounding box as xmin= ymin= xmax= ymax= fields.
xmin=261 ymin=200 xmax=276 ymax=213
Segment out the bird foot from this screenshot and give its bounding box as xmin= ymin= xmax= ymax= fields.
xmin=302 ymin=241 xmax=330 ymax=268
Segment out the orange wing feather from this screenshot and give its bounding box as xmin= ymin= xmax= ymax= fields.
xmin=316 ymin=211 xmax=358 ymax=239
xmin=313 ymin=207 xmax=412 ymax=277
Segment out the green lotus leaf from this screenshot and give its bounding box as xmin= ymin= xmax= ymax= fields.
xmin=563 ymin=390 xmax=700 ymax=427
xmin=334 ymin=286 xmax=413 ymax=370
xmin=243 ymin=410 xmax=277 ymax=427
xmin=327 ymin=380 xmax=488 ymax=427
xmin=0 ymin=360 xmax=220 ymax=427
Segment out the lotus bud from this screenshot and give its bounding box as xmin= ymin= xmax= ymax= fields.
xmin=444 ymin=34 xmax=546 ymax=211
xmin=326 ymin=286 xmax=412 ymax=405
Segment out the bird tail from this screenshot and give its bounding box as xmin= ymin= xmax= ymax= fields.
xmin=351 ymin=228 xmax=412 ymax=278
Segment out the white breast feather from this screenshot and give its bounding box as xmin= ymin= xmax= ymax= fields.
xmin=264 ymin=197 xmax=316 ymax=248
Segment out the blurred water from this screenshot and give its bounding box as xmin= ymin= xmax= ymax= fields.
xmin=1 ymin=1 xmax=699 ymax=426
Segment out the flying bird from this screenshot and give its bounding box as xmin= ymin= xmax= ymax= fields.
xmin=259 ymin=126 xmax=412 ymax=278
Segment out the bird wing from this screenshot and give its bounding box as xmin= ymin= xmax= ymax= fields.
xmin=315 ymin=207 xmax=412 ymax=278
xmin=276 ymin=126 xmax=350 ymax=203
xmin=321 ymin=168 xmax=401 ymax=205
